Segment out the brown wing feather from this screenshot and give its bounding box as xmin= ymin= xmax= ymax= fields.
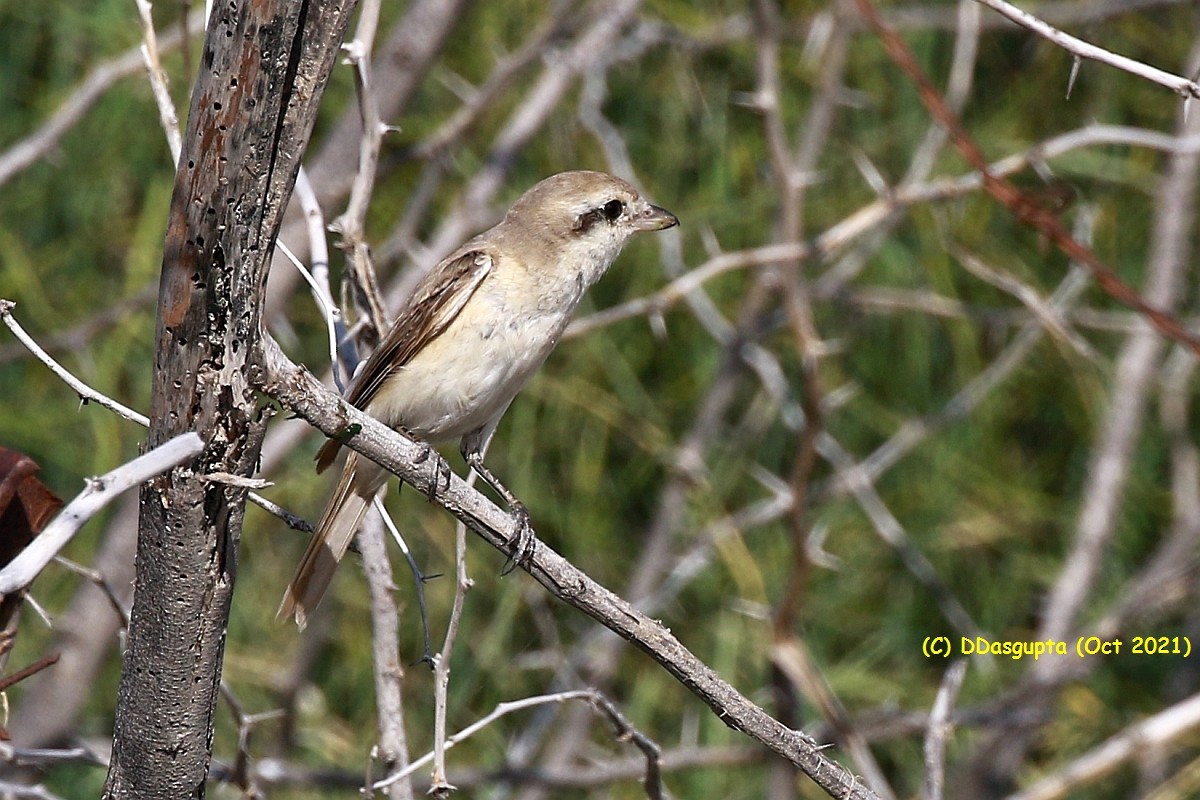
xmin=316 ymin=248 xmax=493 ymax=472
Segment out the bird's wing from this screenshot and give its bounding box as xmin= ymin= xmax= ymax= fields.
xmin=316 ymin=248 xmax=493 ymax=472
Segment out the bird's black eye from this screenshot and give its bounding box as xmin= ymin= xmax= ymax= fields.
xmin=574 ymin=199 xmax=627 ymax=233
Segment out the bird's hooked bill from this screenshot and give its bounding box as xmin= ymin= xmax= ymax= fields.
xmin=632 ymin=204 xmax=679 ymax=232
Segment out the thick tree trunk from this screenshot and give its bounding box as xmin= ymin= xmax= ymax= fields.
xmin=102 ymin=1 xmax=356 ymax=797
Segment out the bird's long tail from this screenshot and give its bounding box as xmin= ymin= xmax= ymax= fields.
xmin=278 ymin=453 xmax=386 ymax=629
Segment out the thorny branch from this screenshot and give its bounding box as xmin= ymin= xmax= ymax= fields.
xmin=256 ymin=332 xmax=880 ymax=800
xmin=856 ymin=0 xmax=1200 ymax=357
xmin=973 ymin=0 xmax=1200 ymax=99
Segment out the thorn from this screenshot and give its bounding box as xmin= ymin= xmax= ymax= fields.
xmin=850 ymin=149 xmax=890 ymax=198
xmin=1066 ymin=56 xmax=1081 ymax=100
xmin=649 ymin=311 xmax=667 ymax=339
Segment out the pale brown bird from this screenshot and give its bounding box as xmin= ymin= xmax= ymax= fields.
xmin=280 ymin=170 xmax=678 ymax=628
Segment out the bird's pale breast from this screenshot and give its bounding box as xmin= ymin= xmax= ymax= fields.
xmin=365 ymin=263 xmax=575 ymax=443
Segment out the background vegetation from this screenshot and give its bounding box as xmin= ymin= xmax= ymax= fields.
xmin=2 ymin=0 xmax=1199 ymax=797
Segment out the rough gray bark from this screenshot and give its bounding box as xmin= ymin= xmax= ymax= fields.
xmin=101 ymin=0 xmax=357 ymax=797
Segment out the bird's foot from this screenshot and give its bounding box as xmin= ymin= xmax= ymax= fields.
xmin=413 ymin=443 xmax=451 ymax=502
xmin=500 ymin=502 xmax=536 ymax=576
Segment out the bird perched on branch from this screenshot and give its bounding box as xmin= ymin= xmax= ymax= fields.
xmin=280 ymin=170 xmax=679 ymax=628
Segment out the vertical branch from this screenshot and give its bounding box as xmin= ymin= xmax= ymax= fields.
xmin=331 ymin=0 xmax=390 ymax=340
xmin=751 ymin=12 xmax=865 ymax=798
xmin=357 ymin=512 xmax=415 ymax=800
xmin=101 ymin=0 xmax=357 ymax=796
xmin=133 ymin=0 xmax=183 ymax=165
xmin=430 ymin=518 xmax=473 ymax=796
xmin=1036 ymin=87 xmax=1200 ymax=645
xmin=751 ymin=0 xmax=849 ymax=639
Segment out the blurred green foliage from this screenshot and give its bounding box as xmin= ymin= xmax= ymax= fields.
xmin=2 ymin=0 xmax=1199 ymax=798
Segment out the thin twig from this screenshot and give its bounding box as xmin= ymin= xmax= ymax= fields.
xmin=0 ymin=740 xmax=106 ymax=769
xmin=0 ymin=8 xmax=205 ymax=187
xmin=922 ymin=660 xmax=968 ymax=800
xmin=1 ymin=300 xmax=148 ymax=426
xmin=429 ymin=513 xmax=473 ymax=796
xmin=584 ymin=691 xmax=665 ymax=800
xmin=331 ymin=0 xmax=390 ymax=339
xmin=1008 ymin=692 xmax=1200 ymax=800
xmin=377 ymin=497 xmax=437 ymax=663
xmin=219 ymin=681 xmax=287 ymax=798
xmin=973 ymin=0 xmax=1200 ymax=99
xmin=133 ymin=0 xmax=183 ymax=163
xmin=0 ymin=652 xmax=61 ymax=693
xmin=376 ymin=689 xmax=664 ymax=796
xmin=53 ymin=556 xmax=132 ymax=627
xmin=292 ymin=168 xmax=346 ymax=391
xmin=2 ymin=299 xmax=305 ymax=531
xmin=0 ymin=432 xmax=206 ymax=594
xmin=952 ymin=247 xmax=1100 ymax=363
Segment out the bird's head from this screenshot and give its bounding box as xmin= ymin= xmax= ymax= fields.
xmin=503 ymin=171 xmax=678 ymax=272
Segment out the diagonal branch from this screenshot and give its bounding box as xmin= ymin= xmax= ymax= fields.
xmin=973 ymin=0 xmax=1200 ymax=99
xmin=0 ymin=432 xmax=205 ymax=596
xmin=254 ymin=333 xmax=880 ymax=800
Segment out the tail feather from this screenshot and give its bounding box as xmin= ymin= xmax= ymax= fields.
xmin=279 ymin=453 xmax=386 ymax=629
